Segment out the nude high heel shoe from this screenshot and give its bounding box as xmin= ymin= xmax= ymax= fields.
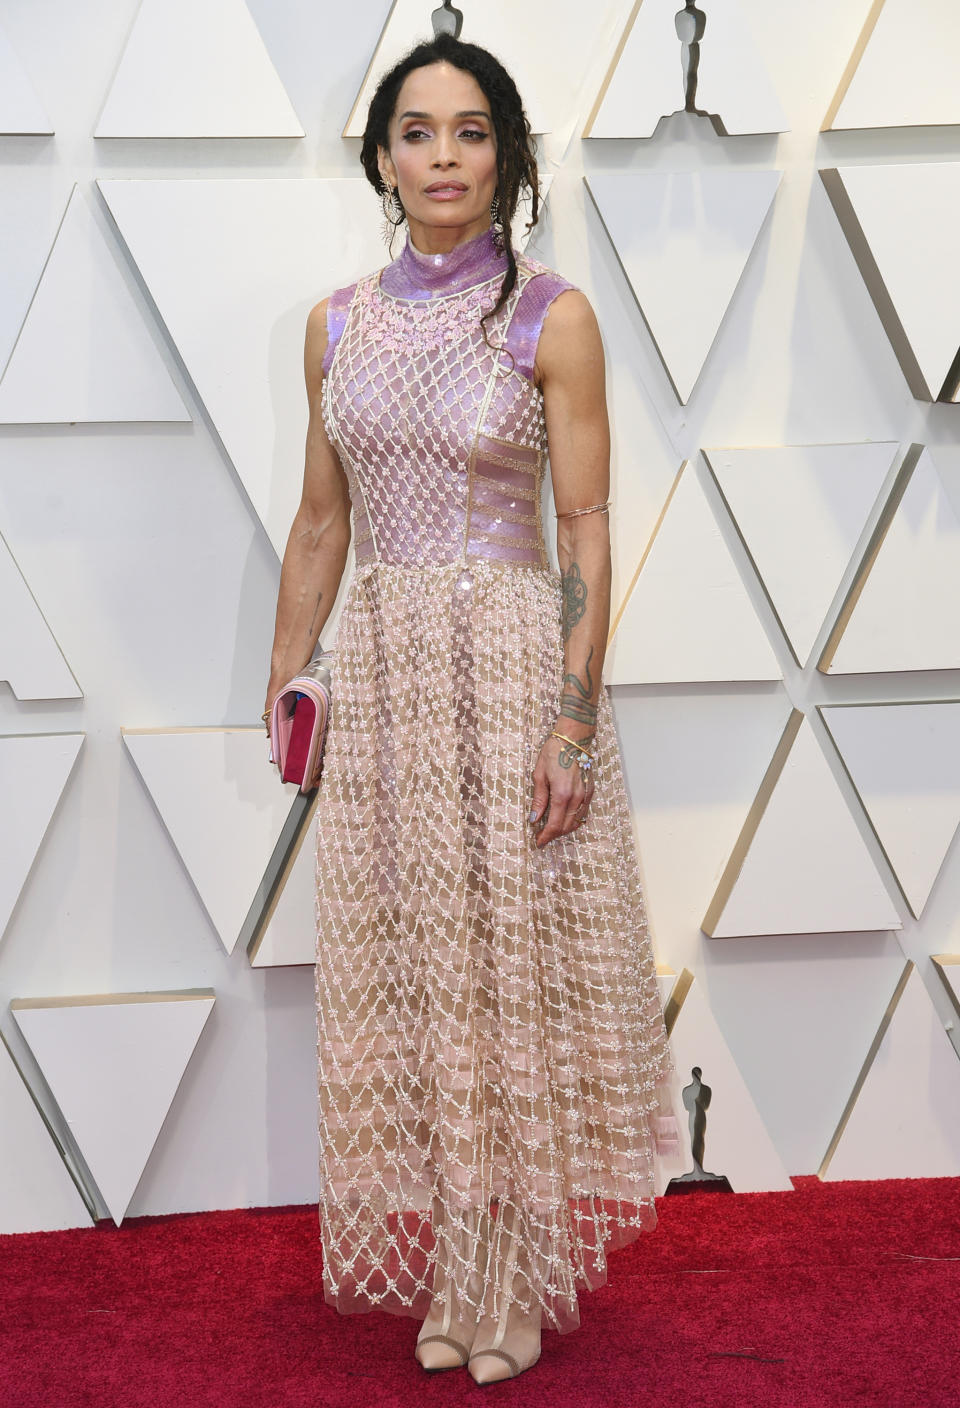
xmin=415 ymin=1276 xmax=472 ymax=1372
xmin=415 ymin=1208 xmax=479 ymax=1373
xmin=467 ymin=1202 xmax=542 ymax=1385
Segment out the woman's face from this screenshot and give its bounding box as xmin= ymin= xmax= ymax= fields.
xmin=378 ymin=61 xmax=499 ymax=250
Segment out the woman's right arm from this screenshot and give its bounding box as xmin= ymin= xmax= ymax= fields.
xmin=262 ymin=297 xmax=352 ymax=719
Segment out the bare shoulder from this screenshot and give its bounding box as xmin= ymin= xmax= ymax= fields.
xmin=306 ymin=296 xmax=330 ymax=349
xmin=304 ymin=296 xmax=330 ymax=396
xmin=534 ymin=286 xmax=603 ymax=387
xmin=540 ymin=287 xmax=598 ymax=338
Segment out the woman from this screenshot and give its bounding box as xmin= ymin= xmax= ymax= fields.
xmin=264 ymin=32 xmax=679 ymax=1386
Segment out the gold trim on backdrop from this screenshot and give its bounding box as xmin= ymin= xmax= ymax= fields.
xmin=582 ymin=0 xmax=644 ymax=139
xmin=246 ymin=793 xmax=319 ymax=966
xmin=11 ymin=989 xmax=216 ymax=1010
xmin=821 ymin=0 xmax=888 ymax=132
xmin=817 ymin=958 xmax=912 ymax=1179
xmin=701 ymin=708 xmax=803 ymax=938
xmin=662 ymin=965 xmax=693 ymax=1040
xmin=342 ymin=0 xmax=400 ymax=137
xmin=931 ymin=954 xmax=960 ymax=1024
xmin=606 ymin=458 xmax=686 ymax=645
xmin=816 ymin=443 xmax=921 ymax=673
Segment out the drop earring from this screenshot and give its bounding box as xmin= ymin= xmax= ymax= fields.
xmin=490 ymin=192 xmax=505 ymax=254
xmin=380 ymin=183 xmax=405 ymax=253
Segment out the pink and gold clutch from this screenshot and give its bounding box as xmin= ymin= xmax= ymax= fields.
xmin=268 ymin=651 xmax=334 ymax=794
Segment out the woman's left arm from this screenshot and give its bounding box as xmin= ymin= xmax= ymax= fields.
xmin=528 ymin=289 xmax=612 ymax=849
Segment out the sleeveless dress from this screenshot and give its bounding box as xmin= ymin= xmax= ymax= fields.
xmin=313 ymin=225 xmax=679 ymax=1336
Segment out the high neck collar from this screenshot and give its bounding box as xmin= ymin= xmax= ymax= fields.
xmin=380 ymin=224 xmax=509 ymax=300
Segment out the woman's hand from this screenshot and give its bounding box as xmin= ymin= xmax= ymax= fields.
xmin=262 ymin=673 xmax=289 ymax=739
xmin=529 ymin=731 xmax=595 ymax=848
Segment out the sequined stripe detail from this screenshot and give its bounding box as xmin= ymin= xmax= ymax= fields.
xmin=472 ymin=467 xmax=537 ymax=495
xmin=476 ymin=433 xmax=540 ymax=468
xmin=469 ymin=503 xmax=537 ymax=527
xmin=476 ymin=448 xmax=538 ymax=473
xmin=353 ymin=507 xmax=375 ymax=563
xmin=473 ymin=471 xmax=537 ymax=500
xmin=471 ymin=525 xmax=541 ymax=548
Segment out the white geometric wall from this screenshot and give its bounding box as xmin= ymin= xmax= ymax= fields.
xmin=3 ymin=0 xmax=960 ymax=1234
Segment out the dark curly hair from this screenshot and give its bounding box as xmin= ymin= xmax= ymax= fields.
xmin=359 ymin=32 xmax=540 ymax=334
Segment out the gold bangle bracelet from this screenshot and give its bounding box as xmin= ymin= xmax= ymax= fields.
xmin=550 ymin=730 xmax=594 ymax=758
xmin=555 ymin=501 xmax=610 ymax=520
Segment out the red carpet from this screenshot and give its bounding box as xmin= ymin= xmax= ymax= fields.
xmin=2 ymin=1175 xmax=958 ymax=1408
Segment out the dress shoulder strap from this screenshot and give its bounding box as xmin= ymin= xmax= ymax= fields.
xmin=501 ymin=260 xmax=581 ymax=383
xmin=320 ymin=279 xmax=361 ymax=376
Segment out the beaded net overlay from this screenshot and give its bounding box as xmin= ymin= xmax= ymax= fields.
xmin=315 ymin=226 xmax=679 ymax=1335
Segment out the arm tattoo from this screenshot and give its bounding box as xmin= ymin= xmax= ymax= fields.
xmin=563 ymin=644 xmax=594 ymax=699
xmin=557 ymin=739 xmax=581 ymax=769
xmin=561 ymin=561 xmax=587 ymax=640
xmin=560 ymin=696 xmax=597 ymax=726
xmin=561 ymin=645 xmax=598 ymax=725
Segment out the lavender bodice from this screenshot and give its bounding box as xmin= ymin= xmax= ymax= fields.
xmin=320 ymin=226 xmax=577 ymax=570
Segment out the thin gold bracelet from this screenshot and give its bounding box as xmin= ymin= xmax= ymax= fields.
xmin=550 ymin=730 xmax=594 ymax=758
xmin=555 ymin=501 xmax=610 ymax=520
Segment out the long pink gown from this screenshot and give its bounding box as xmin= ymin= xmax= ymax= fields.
xmin=313 ymin=224 xmax=678 ymax=1335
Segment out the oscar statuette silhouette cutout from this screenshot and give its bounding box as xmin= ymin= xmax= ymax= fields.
xmin=432 ymin=1 xmax=463 ymax=39
xmin=665 ymin=1065 xmax=732 ymax=1195
xmin=675 ymin=2 xmax=707 ymax=114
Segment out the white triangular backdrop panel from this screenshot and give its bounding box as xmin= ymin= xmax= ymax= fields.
xmin=0 ymin=527 xmax=82 ymax=699
xmin=0 ymin=185 xmax=190 ymax=424
xmin=606 ymin=461 xmax=782 ymax=685
xmin=824 ymin=163 xmax=960 ymax=402
xmin=654 ymin=971 xmax=793 ymax=1196
xmin=0 ymin=1035 xmax=91 ymax=1234
xmin=821 ymin=701 xmax=960 ymax=919
xmin=586 ymin=169 xmax=781 ymax=403
xmin=99 ymin=178 xmax=390 ymax=560
xmin=705 ymin=443 xmax=895 ymax=666
xmin=827 ymin=0 xmax=960 ymax=132
xmin=586 ymin=0 xmax=787 ymax=138
xmin=95 ymin=0 xmax=303 ymax=137
xmin=0 ymin=734 xmax=84 ymax=944
xmin=824 ymin=448 xmax=960 ymax=674
xmin=123 ymin=728 xmax=300 ymax=955
xmin=11 ymin=992 xmax=215 ymax=1225
xmin=820 ymin=964 xmax=960 ymax=1181
xmin=0 ymin=23 xmax=52 ymax=134
xmin=705 ymin=716 xmax=903 ymax=937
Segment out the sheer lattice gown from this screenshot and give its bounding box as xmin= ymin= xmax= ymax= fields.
xmin=313 ymin=227 xmax=679 ymax=1336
